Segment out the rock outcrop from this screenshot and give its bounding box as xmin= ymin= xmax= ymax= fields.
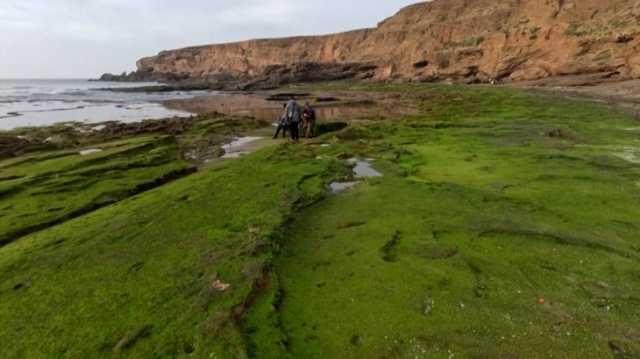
xmin=104 ymin=0 xmax=640 ymax=88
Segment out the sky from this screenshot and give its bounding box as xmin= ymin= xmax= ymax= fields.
xmin=0 ymin=0 xmax=421 ymax=79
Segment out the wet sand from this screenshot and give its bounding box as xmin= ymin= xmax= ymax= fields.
xmin=512 ymin=77 xmax=640 ymax=118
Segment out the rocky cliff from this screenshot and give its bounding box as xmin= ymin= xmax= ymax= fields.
xmin=107 ymin=0 xmax=640 ymax=88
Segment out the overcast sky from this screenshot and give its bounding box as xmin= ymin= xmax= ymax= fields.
xmin=0 ymin=0 xmax=421 ymax=79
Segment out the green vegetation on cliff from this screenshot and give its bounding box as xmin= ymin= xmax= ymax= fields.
xmin=1 ymin=84 xmax=639 ymax=358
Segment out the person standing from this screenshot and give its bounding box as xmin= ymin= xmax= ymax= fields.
xmin=302 ymin=102 xmax=316 ymax=138
xmin=285 ymin=98 xmax=301 ymax=142
xmin=273 ymin=103 xmax=289 ymax=139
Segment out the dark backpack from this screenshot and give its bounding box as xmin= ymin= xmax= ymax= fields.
xmin=305 ymin=108 xmax=316 ymax=121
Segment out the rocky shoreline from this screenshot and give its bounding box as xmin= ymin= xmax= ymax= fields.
xmin=5 ymin=81 xmax=640 ymax=160
xmin=98 ymin=62 xmax=379 ymax=91
xmin=98 ymin=0 xmax=640 ymax=91
xmin=2 ymin=82 xmax=640 ymax=358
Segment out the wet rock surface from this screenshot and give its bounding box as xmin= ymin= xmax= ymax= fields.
xmin=0 ymin=135 xmax=30 ymax=158
xmin=221 ymin=137 xmax=263 ymax=159
xmin=162 ymin=90 xmax=417 ymax=123
xmin=3 ymin=83 xmax=640 ymax=358
xmin=272 ymin=84 xmax=640 ymax=359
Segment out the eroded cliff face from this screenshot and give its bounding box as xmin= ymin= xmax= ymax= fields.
xmin=119 ymin=0 xmax=640 ymax=88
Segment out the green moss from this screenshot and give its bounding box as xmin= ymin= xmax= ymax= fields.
xmin=0 ymin=145 xmax=340 ymax=358
xmin=2 ymin=84 xmax=640 ymax=358
xmin=0 ymin=136 xmax=194 ymax=245
xmin=251 ymin=84 xmax=640 ymax=358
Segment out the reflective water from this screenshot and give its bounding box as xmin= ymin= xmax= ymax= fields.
xmin=348 ymin=158 xmax=383 ymax=178
xmin=330 ymin=158 xmax=382 ymax=193
xmin=221 ymin=136 xmax=263 ymax=159
xmin=164 ymin=93 xmax=413 ymax=123
xmin=329 ymin=181 xmax=360 ymax=193
xmin=0 ymin=79 xmax=206 ymax=130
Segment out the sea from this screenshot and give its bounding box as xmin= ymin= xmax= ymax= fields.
xmin=0 ymin=79 xmax=210 ymax=131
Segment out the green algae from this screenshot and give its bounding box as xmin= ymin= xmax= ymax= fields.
xmin=250 ymin=84 xmax=640 ymax=358
xmin=0 ymin=135 xmax=195 ymax=246
xmin=1 ymin=84 xmax=639 ymax=358
xmin=0 ymin=146 xmax=340 ymax=358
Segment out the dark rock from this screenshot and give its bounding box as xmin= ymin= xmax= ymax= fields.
xmin=350 ymin=335 xmax=363 ymax=346
xmin=95 ymin=70 xmax=190 ymax=83
xmin=0 ymin=135 xmax=30 ymax=158
xmin=545 ymin=128 xmax=577 ymax=141
xmin=337 ymin=221 xmax=366 ymax=230
xmin=316 ymin=122 xmax=348 ymax=136
xmin=315 ymin=97 xmax=340 ymax=102
xmin=616 ymin=34 xmax=634 ymax=44
xmin=380 ymin=231 xmax=402 ymax=263
xmin=265 ymin=93 xmax=311 ymax=102
xmin=413 ymin=60 xmax=429 ymax=69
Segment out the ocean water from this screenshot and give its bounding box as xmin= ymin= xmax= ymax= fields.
xmin=0 ymin=79 xmax=209 ymax=131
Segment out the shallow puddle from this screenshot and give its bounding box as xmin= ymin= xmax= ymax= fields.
xmin=221 ymin=136 xmax=263 ymax=159
xmin=329 ymin=158 xmax=381 ymax=193
xmin=79 ymin=148 xmax=103 ymax=156
xmin=329 ymin=181 xmax=360 ymax=193
xmin=348 ymin=158 xmax=383 ymax=178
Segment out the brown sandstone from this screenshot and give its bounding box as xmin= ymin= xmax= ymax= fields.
xmin=107 ymin=0 xmax=640 ymax=88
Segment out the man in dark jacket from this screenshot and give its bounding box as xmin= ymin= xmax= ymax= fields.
xmin=285 ymin=98 xmax=301 ymax=142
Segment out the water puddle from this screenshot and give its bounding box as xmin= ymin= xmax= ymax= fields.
xmin=329 ymin=181 xmax=360 ymax=193
xmin=348 ymin=158 xmax=383 ymax=178
xmin=330 ymin=158 xmax=382 ymax=193
xmin=79 ymin=148 xmax=103 ymax=156
xmin=221 ymin=136 xmax=263 ymax=159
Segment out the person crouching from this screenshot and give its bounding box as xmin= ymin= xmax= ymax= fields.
xmin=273 ymin=103 xmax=289 ymax=139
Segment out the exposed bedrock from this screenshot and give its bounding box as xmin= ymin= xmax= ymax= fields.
xmin=101 ymin=0 xmax=640 ymax=89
